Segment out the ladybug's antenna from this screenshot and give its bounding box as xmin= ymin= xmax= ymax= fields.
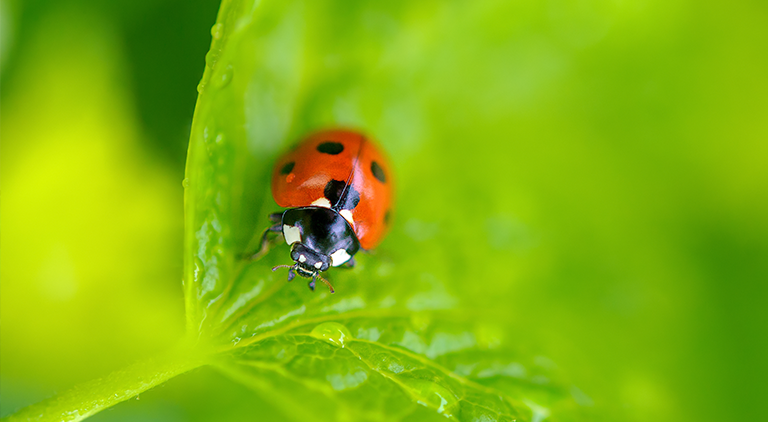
xmin=272 ymin=264 xmax=297 ymax=282
xmin=314 ymin=273 xmax=335 ymax=294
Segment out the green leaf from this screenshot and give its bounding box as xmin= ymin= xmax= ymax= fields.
xmin=214 ymin=318 xmax=570 ymax=422
xmin=181 ymin=0 xmax=594 ymax=421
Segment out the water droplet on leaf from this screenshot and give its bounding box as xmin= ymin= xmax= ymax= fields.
xmin=215 ymin=64 xmax=233 ymax=88
xmin=407 ymin=379 xmax=459 ymax=417
xmin=211 ymin=23 xmax=224 ymax=40
xmin=310 ymin=322 xmax=352 ymax=348
xmin=205 ymin=51 xmax=216 ymax=66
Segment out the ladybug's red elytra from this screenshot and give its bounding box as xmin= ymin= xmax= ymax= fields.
xmin=255 ymin=129 xmax=394 ymax=293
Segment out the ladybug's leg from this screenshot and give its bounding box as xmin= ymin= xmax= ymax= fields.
xmin=307 ymin=278 xmax=316 ymax=291
xmin=268 ymin=212 xmax=282 ymax=223
xmin=250 ymin=223 xmax=282 ymax=260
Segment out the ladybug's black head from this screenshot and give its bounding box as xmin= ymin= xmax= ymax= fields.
xmin=291 ymin=243 xmax=331 ymax=274
xmin=272 ymin=243 xmax=335 ymax=293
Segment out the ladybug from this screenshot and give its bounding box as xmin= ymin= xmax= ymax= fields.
xmin=255 ymin=129 xmax=393 ymax=293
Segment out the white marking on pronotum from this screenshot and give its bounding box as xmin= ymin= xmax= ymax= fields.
xmin=330 ymin=249 xmax=352 ymax=267
xmin=311 ymin=197 xmax=332 ymax=208
xmin=298 ymin=254 xmax=307 ymax=263
xmin=283 ymin=224 xmax=301 ymax=245
xmin=339 ymin=209 xmax=354 ymax=226
xmin=314 ymin=262 xmax=323 ymax=269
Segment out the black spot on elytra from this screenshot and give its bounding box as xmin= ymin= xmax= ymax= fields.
xmin=384 ymin=209 xmax=391 ymax=225
xmin=324 ymin=179 xmax=360 ymax=210
xmin=280 ymin=162 xmax=295 ymax=175
xmin=317 ymin=142 xmax=344 ymax=155
xmin=370 ymin=161 xmax=386 ymax=183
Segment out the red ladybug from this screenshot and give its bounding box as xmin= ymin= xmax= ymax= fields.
xmin=257 ymin=129 xmax=393 ymax=293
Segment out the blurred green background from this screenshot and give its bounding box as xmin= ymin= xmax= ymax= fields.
xmin=2 ymin=0 xmax=767 ymax=421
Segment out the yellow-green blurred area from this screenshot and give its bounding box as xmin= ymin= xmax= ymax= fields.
xmin=1 ymin=0 xmax=767 ymax=421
